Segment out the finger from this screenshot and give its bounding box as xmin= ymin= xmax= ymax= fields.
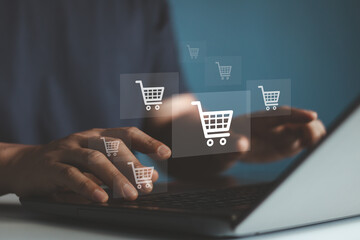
xmin=86 ymin=136 xmax=159 ymax=184
xmin=88 ymin=136 xmax=159 ymax=193
xmin=64 ymin=147 xmax=139 ymax=200
xmin=252 ymin=106 xmax=318 ymax=128
xmin=227 ymin=131 xmax=250 ymax=153
xmin=102 ymin=127 xmax=171 ymax=160
xmin=54 ymin=164 xmax=108 ymax=203
xmin=74 ymin=127 xmax=171 ymax=161
xmin=62 ymin=129 xmax=104 ymax=147
xmin=265 ymin=120 xmax=326 ymax=157
xmin=83 ymin=173 xmax=103 ymax=186
xmin=269 ymin=126 xmax=304 ymax=156
xmin=299 ymin=119 xmax=326 ymax=146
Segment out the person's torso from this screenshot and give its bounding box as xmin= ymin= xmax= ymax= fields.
xmin=0 ymin=0 xmax=179 ymax=144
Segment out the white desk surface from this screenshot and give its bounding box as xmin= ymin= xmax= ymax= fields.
xmin=2 ymin=194 xmax=360 ymax=240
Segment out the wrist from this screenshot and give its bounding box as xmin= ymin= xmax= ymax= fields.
xmin=0 ymin=143 xmax=36 ymax=195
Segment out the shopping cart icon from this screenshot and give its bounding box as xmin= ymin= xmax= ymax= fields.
xmin=258 ymin=85 xmax=280 ymax=111
xmin=101 ymin=137 xmax=120 ymax=157
xmin=127 ymin=162 xmax=154 ymax=189
xmin=215 ymin=61 xmax=232 ymax=80
xmin=191 ymin=101 xmax=233 ymax=147
xmin=135 ymin=80 xmax=165 ymax=111
xmin=187 ymin=44 xmax=199 ymax=59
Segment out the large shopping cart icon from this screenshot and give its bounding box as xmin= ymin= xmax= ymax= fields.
xmin=127 ymin=162 xmax=154 ymax=189
xmin=215 ymin=61 xmax=232 ymax=80
xmin=258 ymin=85 xmax=280 ymax=111
xmin=101 ymin=137 xmax=120 ymax=157
xmin=136 ymin=80 xmax=165 ymax=111
xmin=191 ymin=101 xmax=233 ymax=147
xmin=187 ymin=44 xmax=199 ymax=59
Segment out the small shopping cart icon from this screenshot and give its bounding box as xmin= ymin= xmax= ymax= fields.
xmin=127 ymin=162 xmax=154 ymax=189
xmin=215 ymin=61 xmax=232 ymax=80
xmin=101 ymin=137 xmax=120 ymax=157
xmin=135 ymin=80 xmax=165 ymax=111
xmin=187 ymin=44 xmax=199 ymax=59
xmin=191 ymin=101 xmax=233 ymax=147
xmin=258 ymin=85 xmax=280 ymax=111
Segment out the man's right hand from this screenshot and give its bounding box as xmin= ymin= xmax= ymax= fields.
xmin=1 ymin=127 xmax=171 ymax=202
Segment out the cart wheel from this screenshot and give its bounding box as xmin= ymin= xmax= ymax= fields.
xmin=155 ymin=105 xmax=160 ymax=110
xmin=146 ymin=106 xmax=151 ymax=111
xmin=207 ymin=139 xmax=214 ymax=147
xmin=219 ymin=138 xmax=227 ymax=146
xmin=107 ymin=153 xmax=111 ymax=157
xmin=137 ymin=184 xmax=142 ymax=189
xmin=266 ymin=106 xmax=270 ymax=111
xmin=145 ymin=183 xmax=151 ymax=188
xmin=273 ymin=106 xmax=277 ymax=110
xmin=113 ymin=153 xmax=117 ymax=156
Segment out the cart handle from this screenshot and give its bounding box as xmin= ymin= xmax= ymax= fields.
xmin=215 ymin=61 xmax=221 ymax=67
xmin=191 ymin=101 xmax=203 ymax=114
xmin=186 ymin=44 xmax=191 ymax=50
xmin=135 ymin=80 xmax=143 ymax=89
xmin=258 ymin=85 xmax=264 ymax=92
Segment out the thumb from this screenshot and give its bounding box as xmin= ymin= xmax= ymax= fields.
xmin=227 ymin=131 xmax=250 ymax=153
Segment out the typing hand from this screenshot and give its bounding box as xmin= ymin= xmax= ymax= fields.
xmin=234 ymin=106 xmax=326 ymax=163
xmin=165 ymin=106 xmax=325 ymax=180
xmin=5 ymin=127 xmax=171 ymax=202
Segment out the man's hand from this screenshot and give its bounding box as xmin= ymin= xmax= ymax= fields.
xmin=234 ymin=106 xmax=326 ymax=163
xmin=153 ymin=103 xmax=325 ymax=180
xmin=2 ymin=127 xmax=171 ymax=202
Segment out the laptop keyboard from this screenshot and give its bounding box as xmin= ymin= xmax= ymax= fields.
xmin=108 ymin=184 xmax=270 ymax=215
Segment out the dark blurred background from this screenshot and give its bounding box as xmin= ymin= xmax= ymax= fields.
xmin=167 ymin=0 xmax=360 ymax=181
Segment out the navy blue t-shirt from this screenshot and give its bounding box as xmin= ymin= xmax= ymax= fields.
xmin=0 ymin=0 xmax=184 ymax=144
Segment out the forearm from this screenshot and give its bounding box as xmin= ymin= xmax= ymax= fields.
xmin=0 ymin=143 xmax=33 ymax=195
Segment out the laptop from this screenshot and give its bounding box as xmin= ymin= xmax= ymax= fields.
xmin=21 ymin=95 xmax=360 ymax=237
